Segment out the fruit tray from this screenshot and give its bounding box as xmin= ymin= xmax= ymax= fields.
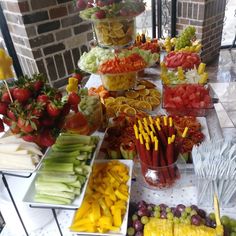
xmin=22 ymin=133 xmax=103 ymax=209
xmin=162 ymin=83 xmax=214 ymax=117
xmin=69 ymin=159 xmax=134 ymax=236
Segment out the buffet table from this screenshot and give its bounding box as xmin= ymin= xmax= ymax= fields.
xmin=1 ymin=69 xmax=236 ymax=236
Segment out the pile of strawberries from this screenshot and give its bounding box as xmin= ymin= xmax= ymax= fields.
xmin=0 ymin=74 xmax=81 ymax=147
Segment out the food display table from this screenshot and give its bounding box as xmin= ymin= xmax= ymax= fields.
xmin=2 ymin=68 xmax=236 ymax=236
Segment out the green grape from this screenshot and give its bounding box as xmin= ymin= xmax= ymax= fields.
xmin=230 ymin=232 xmax=236 ymax=236
xmin=232 ymin=227 xmax=236 ymax=233
xmin=190 ymin=210 xmax=198 ymax=216
xmin=154 ymin=210 xmax=161 ymax=218
xmin=141 ymin=216 xmax=149 ymax=224
xmin=154 ymin=205 xmax=161 ymax=212
xmin=180 ymin=217 xmax=185 ymax=223
xmin=185 ymin=207 xmax=191 ymax=214
xmin=209 ymin=213 xmax=216 ymax=221
xmin=175 ymin=26 xmax=196 ymax=50
xmin=127 ymin=227 xmax=135 ymax=236
xmin=167 ymin=212 xmax=174 ymax=220
xmin=174 ymin=217 xmax=180 ymax=224
xmin=184 ymin=218 xmax=191 ymax=225
xmin=221 ymin=215 xmax=230 ymax=227
xmin=166 ymin=207 xmax=171 ymax=213
xmin=132 ymin=214 xmax=138 ymax=221
xmin=181 ymin=212 xmax=188 ymax=219
xmin=230 ymin=219 xmax=236 ymax=227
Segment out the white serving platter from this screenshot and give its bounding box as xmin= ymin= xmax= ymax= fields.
xmin=22 ymin=133 xmax=103 ymax=209
xmin=70 ymin=159 xmax=134 ymax=236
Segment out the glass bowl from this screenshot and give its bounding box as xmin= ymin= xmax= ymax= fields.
xmin=92 ymin=17 xmax=136 ymax=48
xmin=100 ymin=71 xmax=137 ymax=91
xmin=162 ymin=83 xmax=214 ymax=117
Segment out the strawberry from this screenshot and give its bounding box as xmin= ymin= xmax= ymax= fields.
xmin=37 ymin=94 xmax=49 ymax=105
xmin=94 ymin=10 xmax=106 ymax=19
xmin=0 ymin=102 xmax=8 ymax=115
xmin=55 ymin=91 xmax=62 ymax=101
xmin=31 ymin=102 xmax=45 ymax=118
xmin=0 ymin=118 xmax=4 ymax=132
xmin=1 ymin=91 xmax=12 ymax=103
xmin=10 ymin=122 xmax=20 ymax=134
xmin=7 ymin=110 xmax=17 ymax=121
xmin=17 ymin=116 xmax=38 ymax=133
xmin=61 ymin=103 xmax=71 ymax=116
xmin=33 ymin=80 xmax=44 ymax=92
xmin=2 ymin=116 xmax=12 ymax=126
xmin=38 ymin=129 xmax=56 ymax=147
xmin=22 ymin=134 xmax=37 ymax=143
xmin=68 ymin=92 xmax=80 ymax=106
xmin=40 ymin=116 xmax=55 ymax=127
xmin=46 ymin=100 xmax=63 ymax=117
xmin=13 ymin=88 xmax=31 ymax=103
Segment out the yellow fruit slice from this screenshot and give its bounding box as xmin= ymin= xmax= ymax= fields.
xmin=125 ymin=90 xmax=139 ymax=99
xmin=117 ymin=104 xmax=131 ymax=113
xmin=138 ymin=89 xmax=150 ymax=96
xmin=124 ymin=107 xmax=137 ymax=116
xmin=134 ymin=85 xmax=146 ymax=91
xmin=147 ymin=97 xmax=160 ymax=106
xmin=105 ymin=97 xmax=115 ymax=104
xmin=136 ymin=101 xmax=152 ymax=111
xmin=115 ymin=96 xmax=127 ymax=104
xmin=150 ymin=89 xmax=161 ymax=98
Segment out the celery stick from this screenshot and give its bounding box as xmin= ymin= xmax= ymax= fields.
xmin=37 ymin=191 xmax=75 ymax=200
xmin=37 ymin=174 xmax=77 ymax=183
xmin=46 ymin=150 xmax=80 ymax=158
xmin=34 ymin=194 xmax=72 ymax=205
xmin=43 ymin=157 xmax=76 ymax=164
xmin=52 ymin=144 xmax=83 ymax=151
xmin=42 ymin=163 xmax=74 ymax=172
xmin=74 ymin=188 xmax=81 ymax=195
xmin=77 ymin=175 xmax=86 ymax=184
xmin=91 ymin=136 xmax=100 ymax=145
xmin=35 ymin=181 xmax=75 ymax=192
xmin=76 ymin=145 xmax=95 ymax=152
xmin=76 ymin=154 xmax=89 ymax=160
xmin=57 ymin=134 xmax=92 ymax=144
xmin=83 ymin=165 xmax=92 ymax=174
xmin=68 ymin=180 xmax=82 ymax=188
xmin=38 ymin=170 xmax=75 ymax=175
xmin=74 ymin=167 xmax=83 ymax=175
xmin=52 ymin=147 xmax=82 ymax=153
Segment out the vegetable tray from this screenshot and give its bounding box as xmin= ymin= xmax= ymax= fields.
xmin=22 ymin=134 xmax=103 ymax=209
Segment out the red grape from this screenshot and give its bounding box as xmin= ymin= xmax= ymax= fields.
xmin=76 ymin=0 xmax=87 ymax=10
xmin=133 ymin=220 xmax=143 ymax=231
xmin=191 ymin=215 xmax=201 ymax=226
xmin=176 ymin=204 xmax=186 ymax=213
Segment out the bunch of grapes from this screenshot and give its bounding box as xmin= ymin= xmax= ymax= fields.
xmin=127 ymin=201 xmax=218 ymax=236
xmin=175 ymin=26 xmax=196 ymax=50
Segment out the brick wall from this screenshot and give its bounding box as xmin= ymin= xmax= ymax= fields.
xmin=176 ymin=0 xmax=226 ymax=63
xmin=0 ymin=0 xmax=93 ymax=87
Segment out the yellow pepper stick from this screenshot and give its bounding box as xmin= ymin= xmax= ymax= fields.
xmin=144 ymin=124 xmax=151 ymax=134
xmin=156 ymin=117 xmax=161 ymax=124
xmin=133 ymin=124 xmax=139 ymax=140
xmin=155 ymin=121 xmax=161 ymax=131
xmin=150 ymin=131 xmax=154 ymax=143
xmin=143 ymin=118 xmax=148 ymax=126
xmin=138 ymin=120 xmax=143 ymax=130
xmin=197 ymin=62 xmax=206 ymax=75
xmin=150 ymin=123 xmax=156 ymax=133
xmin=145 ymin=142 xmax=150 ymax=151
xmin=171 ymin=134 xmax=175 ymax=143
xmin=148 ymin=116 xmax=154 ymax=124
xmin=177 ymin=66 xmax=185 ymax=80
xmin=139 ymin=133 xmax=144 ymax=145
xmin=154 ymin=137 xmax=158 ymax=151
xmin=182 ymin=127 xmax=189 ymax=138
xmin=169 ymin=117 xmax=173 ymax=127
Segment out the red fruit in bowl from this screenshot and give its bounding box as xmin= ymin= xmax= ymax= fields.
xmin=1 ymin=91 xmax=12 ymax=103
xmin=47 ymin=101 xmax=62 ymax=117
xmin=37 ymin=94 xmax=49 ymax=105
xmin=94 ymin=10 xmax=106 ymax=19
xmin=68 ymin=92 xmax=80 ymax=106
xmin=76 ymin=0 xmax=88 ymax=10
xmin=22 ymin=134 xmax=37 ymax=143
xmin=38 ymin=129 xmax=56 ymax=147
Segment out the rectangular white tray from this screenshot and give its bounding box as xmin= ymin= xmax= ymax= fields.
xmin=70 ymin=159 xmax=134 ymax=236
xmin=22 ymin=134 xmax=103 ymax=209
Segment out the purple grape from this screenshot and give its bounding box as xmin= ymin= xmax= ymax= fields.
xmin=197 ymin=209 xmax=206 ymax=219
xmin=160 ymin=211 xmax=167 ymax=219
xmin=205 ymin=217 xmax=216 ymax=228
xmin=190 ymin=205 xmax=198 ymax=211
xmin=159 ymin=204 xmax=168 ymax=211
xmin=191 ymin=215 xmax=202 ymax=226
xmin=176 ymin=204 xmax=186 ymax=213
xmin=138 ymin=201 xmax=147 ymax=209
xmin=173 ymin=209 xmax=181 ymax=218
xmin=137 ymin=207 xmax=150 ymax=217
xmin=133 ymin=220 xmax=144 ymax=231
xmin=171 ymin=207 xmax=176 ymax=213
xmin=135 ymin=232 xmax=144 ymax=236
xmin=147 ymin=204 xmax=155 ymax=211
